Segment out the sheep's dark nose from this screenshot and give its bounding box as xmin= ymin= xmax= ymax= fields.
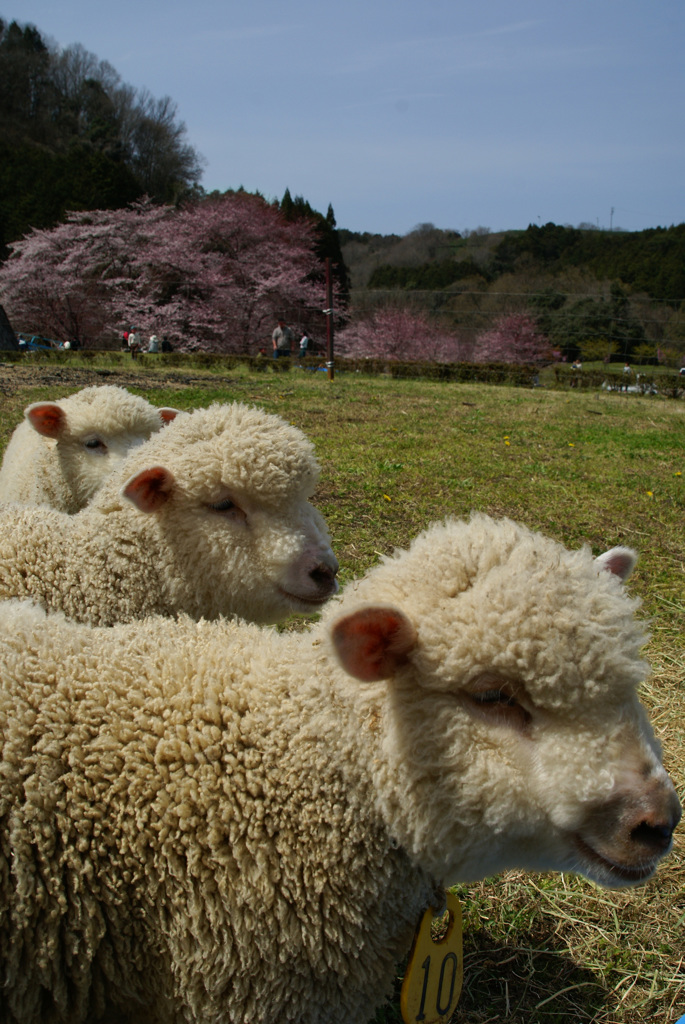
xmin=630 ymin=803 xmax=681 ymax=854
xmin=309 ymin=556 xmax=339 ymax=597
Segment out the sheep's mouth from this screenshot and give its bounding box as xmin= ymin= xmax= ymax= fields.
xmin=572 ymin=834 xmax=657 ymax=884
xmin=278 ymin=588 xmax=335 ymax=608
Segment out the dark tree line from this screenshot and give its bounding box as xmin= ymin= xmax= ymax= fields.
xmin=278 ymin=189 xmax=350 ymax=304
xmin=529 ymin=283 xmax=647 ymax=361
xmin=367 ymin=258 xmax=486 ymax=290
xmin=492 ymin=222 xmax=685 ymax=307
xmin=0 ymin=18 xmax=204 ymax=256
xmin=359 ymin=222 xmax=685 ymax=309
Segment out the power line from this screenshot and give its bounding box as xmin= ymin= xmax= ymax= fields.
xmin=356 ymin=289 xmax=685 ymax=306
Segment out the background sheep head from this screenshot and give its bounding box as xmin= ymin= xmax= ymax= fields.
xmin=24 ymin=385 xmax=179 ymax=511
xmin=116 ymin=401 xmax=339 ymax=623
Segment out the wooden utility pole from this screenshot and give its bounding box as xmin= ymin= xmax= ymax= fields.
xmin=325 ymin=258 xmax=334 ymax=381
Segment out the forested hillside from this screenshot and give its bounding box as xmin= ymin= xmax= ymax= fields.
xmin=341 ymin=222 xmax=685 ymax=305
xmin=0 ymin=18 xmax=203 ymax=256
xmin=340 ymin=222 xmax=685 ymax=364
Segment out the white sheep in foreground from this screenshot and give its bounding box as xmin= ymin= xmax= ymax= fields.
xmin=0 ymin=401 xmax=338 ymax=625
xmin=0 ymin=514 xmax=679 ymax=1024
xmin=0 ymin=385 xmax=180 ymax=512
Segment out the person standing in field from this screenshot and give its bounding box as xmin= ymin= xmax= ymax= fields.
xmin=128 ymin=329 xmax=141 ymax=359
xmin=272 ymin=319 xmax=293 ymax=358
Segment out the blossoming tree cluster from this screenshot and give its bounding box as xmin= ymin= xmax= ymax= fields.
xmin=0 ymin=194 xmax=325 ymax=352
xmin=335 ymin=308 xmax=554 ymax=366
xmin=336 ymin=307 xmax=464 ymax=362
xmin=473 ymin=313 xmax=552 ymax=364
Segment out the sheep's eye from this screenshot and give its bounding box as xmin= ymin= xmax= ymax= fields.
xmin=207 ymin=498 xmax=247 ymax=522
xmin=83 ymin=437 xmax=107 ymax=452
xmin=210 ymin=498 xmax=237 ymax=512
xmin=473 ymin=689 xmax=518 ymax=707
xmin=463 ymin=682 xmax=532 ymax=731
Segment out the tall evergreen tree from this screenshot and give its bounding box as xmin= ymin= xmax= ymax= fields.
xmin=279 ymin=192 xmax=350 ymax=304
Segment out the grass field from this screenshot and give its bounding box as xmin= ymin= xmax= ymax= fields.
xmin=0 ymin=360 xmax=683 ymax=1024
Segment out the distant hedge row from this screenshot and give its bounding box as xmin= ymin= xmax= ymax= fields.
xmin=5 ymin=349 xmax=683 ymax=397
xmin=327 ymin=358 xmax=539 ymax=386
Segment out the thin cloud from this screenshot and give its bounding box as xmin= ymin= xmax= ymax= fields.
xmin=188 ymin=24 xmax=293 ymax=45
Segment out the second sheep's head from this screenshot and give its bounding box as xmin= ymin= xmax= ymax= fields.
xmin=115 ymin=402 xmax=339 ymax=624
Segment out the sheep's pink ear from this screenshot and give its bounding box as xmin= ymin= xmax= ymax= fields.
xmin=331 ymin=606 xmax=417 ymax=682
xmin=122 ymin=466 xmax=175 ymax=513
xmin=595 ymin=546 xmax=637 ymax=581
xmin=26 ymin=402 xmax=66 ymax=438
xmin=158 ymin=407 xmax=181 ymax=424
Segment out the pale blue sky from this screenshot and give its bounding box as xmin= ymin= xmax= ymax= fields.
xmin=10 ymin=0 xmax=685 ymax=235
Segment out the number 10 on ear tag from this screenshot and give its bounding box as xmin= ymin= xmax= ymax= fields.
xmin=400 ymin=892 xmax=463 ymax=1024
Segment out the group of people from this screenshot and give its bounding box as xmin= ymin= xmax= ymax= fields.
xmin=272 ymin=320 xmax=311 ymax=360
xmin=122 ymin=330 xmax=171 ymax=358
xmin=123 ymin=321 xmax=313 ymax=359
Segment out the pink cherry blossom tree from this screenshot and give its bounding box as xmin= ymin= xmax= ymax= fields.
xmin=336 ymin=306 xmax=464 ymax=362
xmin=0 ymin=194 xmax=326 ymax=352
xmin=474 ymin=313 xmax=552 ymax=364
xmin=105 ymin=194 xmax=325 ymax=352
xmin=0 ymin=203 xmax=163 ymax=344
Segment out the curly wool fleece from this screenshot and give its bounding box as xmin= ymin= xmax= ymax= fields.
xmin=0 ymin=514 xmax=678 ymax=1024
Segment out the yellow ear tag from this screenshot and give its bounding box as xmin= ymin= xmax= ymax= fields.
xmin=400 ymin=891 xmax=463 ymax=1024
